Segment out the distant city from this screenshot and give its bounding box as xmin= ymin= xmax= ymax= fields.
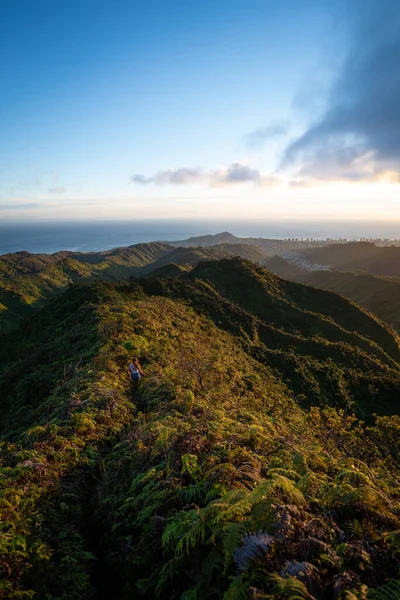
xmin=283 ymin=237 xmax=400 ymax=246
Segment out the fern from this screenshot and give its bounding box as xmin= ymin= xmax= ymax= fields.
xmin=222 ymin=522 xmax=248 ymax=567
xmin=233 ymin=532 xmax=274 ymax=573
xmin=340 ymin=587 xmax=369 ymax=599
xmin=180 ymin=586 xmax=200 ymax=600
xmin=367 ymin=579 xmax=400 ymax=600
xmin=223 ymin=575 xmax=249 ymax=600
xmin=266 ymin=573 xmax=315 ymax=599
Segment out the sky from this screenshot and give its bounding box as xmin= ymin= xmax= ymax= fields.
xmin=1 ymin=0 xmax=399 ymax=222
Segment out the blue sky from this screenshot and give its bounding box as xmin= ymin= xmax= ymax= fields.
xmin=1 ymin=0 xmax=399 ymax=221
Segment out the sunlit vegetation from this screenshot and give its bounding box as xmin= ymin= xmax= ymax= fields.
xmin=1 ymin=258 xmax=400 ymax=598
xmin=0 ymin=243 xmax=267 ymax=335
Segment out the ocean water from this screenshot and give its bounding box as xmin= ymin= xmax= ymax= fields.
xmin=0 ymin=219 xmax=399 ymax=256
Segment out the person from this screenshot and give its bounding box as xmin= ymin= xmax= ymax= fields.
xmin=128 ymin=356 xmax=145 ymax=384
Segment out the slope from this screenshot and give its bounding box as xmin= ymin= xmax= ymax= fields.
xmin=297 ymin=271 xmax=400 ymax=333
xmin=138 ymin=258 xmax=400 ymax=417
xmin=212 ymin=242 xmax=268 ymax=263
xmin=265 ymin=254 xmax=309 ymax=279
xmin=138 ymin=243 xmax=268 ymax=275
xmin=0 ymin=242 xmax=172 ymax=334
xmin=167 ymin=231 xmax=241 ymax=246
xmin=1 ymin=262 xmax=400 ymax=599
xmin=0 ymin=242 xmax=266 ymax=335
xmin=266 ymin=255 xmax=400 ymax=334
xmin=300 ymin=241 xmax=400 ymax=276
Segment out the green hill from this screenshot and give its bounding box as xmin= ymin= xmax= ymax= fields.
xmin=169 ymin=230 xmax=241 ymax=246
xmin=1 ymin=257 xmax=400 ymax=599
xmin=265 ymin=254 xmax=307 ymax=279
xmin=300 ymin=241 xmax=400 ymax=276
xmin=266 ymin=256 xmax=400 ymax=334
xmin=0 ymin=242 xmax=172 ymax=334
xmin=212 ymin=242 xmax=268 ymax=263
xmin=138 ymin=245 xmax=230 ymax=273
xmin=0 ymin=243 xmax=268 ymax=335
xmin=139 ymin=244 xmax=268 ymax=275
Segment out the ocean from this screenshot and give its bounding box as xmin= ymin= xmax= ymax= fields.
xmin=0 ymin=219 xmax=400 ymax=256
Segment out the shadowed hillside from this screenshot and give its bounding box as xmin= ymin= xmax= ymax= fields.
xmin=1 ymin=257 xmax=400 ymax=599
xmin=266 ymin=255 xmax=400 ymax=334
xmin=167 ymin=231 xmax=241 ymax=246
xmin=138 ymin=245 xmax=230 ymax=273
xmin=212 ymin=242 xmax=268 ymax=262
xmin=265 ymin=255 xmax=307 ymax=279
xmin=296 ymin=271 xmax=400 ymax=333
xmin=300 ymin=242 xmax=400 ymax=276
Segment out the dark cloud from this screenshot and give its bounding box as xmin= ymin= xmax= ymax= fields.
xmin=282 ymin=0 xmax=400 ymax=181
xmin=130 ymin=163 xmax=278 ymax=187
xmin=243 ymin=123 xmax=289 ymax=148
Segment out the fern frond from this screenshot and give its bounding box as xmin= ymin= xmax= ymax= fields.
xmin=202 ymin=548 xmax=224 ymax=577
xmin=367 ymin=578 xmax=400 ymax=600
xmin=223 ymin=575 xmax=249 ymax=600
xmin=233 ymin=532 xmax=274 ymax=573
xmin=267 ymin=573 xmax=315 ymax=599
xmin=175 ymin=518 xmax=206 ymax=556
xmin=293 ymin=452 xmax=309 ymax=476
xmin=222 ymin=522 xmax=248 ymax=566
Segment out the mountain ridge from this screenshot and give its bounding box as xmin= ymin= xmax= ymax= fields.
xmin=266 ymin=254 xmax=400 ymax=334
xmin=1 ymin=256 xmax=400 ymax=598
xmin=0 ymin=242 xmax=267 ymax=334
xmin=300 ymin=241 xmax=400 ymax=276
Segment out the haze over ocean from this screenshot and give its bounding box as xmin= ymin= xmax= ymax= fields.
xmin=1 ymin=219 xmax=399 ymax=255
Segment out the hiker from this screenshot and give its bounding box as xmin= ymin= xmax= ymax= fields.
xmin=128 ymin=356 xmax=145 ymax=384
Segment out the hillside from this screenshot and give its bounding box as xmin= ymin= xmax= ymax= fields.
xmin=139 ymin=244 xmax=268 ymax=275
xmin=265 ymin=255 xmax=307 ymax=280
xmin=0 ymin=242 xmax=265 ymax=335
xmin=167 ymin=231 xmax=328 ymax=255
xmin=2 ymin=257 xmax=400 ymax=599
xmin=300 ymin=242 xmax=400 ymax=276
xmin=138 ymin=245 xmax=230 ymax=274
xmin=213 ymin=242 xmax=268 ymax=263
xmin=0 ymin=242 xmax=172 ymax=334
xmin=266 ymin=256 xmax=400 ymax=334
xmin=168 ymin=231 xmax=241 ymax=246
xmin=0 ymin=243 xmax=172 ymax=278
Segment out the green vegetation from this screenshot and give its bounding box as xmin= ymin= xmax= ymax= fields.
xmin=0 ymin=243 xmax=267 ymax=335
xmin=300 ymin=242 xmax=400 ymax=277
xmin=266 ymin=256 xmax=400 ymax=334
xmin=0 ymin=243 xmax=172 ymax=334
xmin=1 ymin=257 xmax=400 ymax=598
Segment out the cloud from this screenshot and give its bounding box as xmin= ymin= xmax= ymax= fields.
xmin=243 ymin=123 xmax=289 ymax=148
xmin=131 ymin=168 xmax=202 ymax=185
xmin=48 ymin=186 xmax=67 ymax=194
xmin=216 ymin=163 xmax=261 ymax=184
xmin=130 ymin=163 xmax=278 ymax=187
xmin=282 ymin=0 xmax=400 ymax=182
